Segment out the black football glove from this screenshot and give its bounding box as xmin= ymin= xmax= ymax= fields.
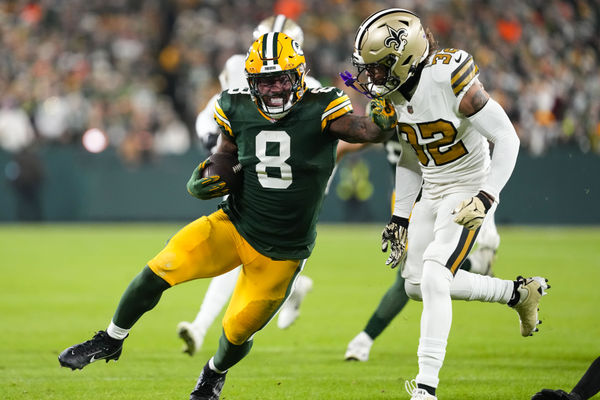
xmin=531 ymin=389 xmax=581 ymax=400
xmin=381 ymin=215 xmax=409 ymax=269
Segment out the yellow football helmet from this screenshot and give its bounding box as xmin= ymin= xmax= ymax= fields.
xmin=245 ymin=33 xmax=307 ymax=119
xmin=351 ymin=8 xmax=429 ymax=98
xmin=253 ymin=14 xmax=304 ymax=47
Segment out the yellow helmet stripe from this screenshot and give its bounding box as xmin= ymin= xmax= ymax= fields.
xmin=214 ymin=101 xmax=233 ymax=137
xmin=451 ymin=56 xmax=479 ymax=96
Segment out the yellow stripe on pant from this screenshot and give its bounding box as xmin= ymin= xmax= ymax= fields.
xmin=148 ymin=209 xmax=301 ymax=345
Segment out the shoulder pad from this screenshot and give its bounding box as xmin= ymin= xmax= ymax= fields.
xmin=427 ymin=49 xmax=479 ymax=96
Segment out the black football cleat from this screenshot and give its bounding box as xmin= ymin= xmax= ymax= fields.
xmin=58 ymin=330 xmax=124 ymax=370
xmin=189 ymin=362 xmax=227 ymax=400
xmin=531 ymin=389 xmax=580 ymax=400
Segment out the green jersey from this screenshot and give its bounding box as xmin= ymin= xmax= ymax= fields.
xmin=214 ymin=86 xmax=353 ymax=260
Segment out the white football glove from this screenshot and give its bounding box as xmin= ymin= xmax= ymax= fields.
xmin=381 ymin=216 xmax=408 ymax=269
xmin=452 ymin=191 xmax=494 ymax=230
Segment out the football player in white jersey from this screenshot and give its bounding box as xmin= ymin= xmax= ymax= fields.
xmin=177 ymin=15 xmax=319 ymax=356
xmin=339 ymin=137 xmax=501 ymax=363
xmin=345 ymin=9 xmax=550 ymax=399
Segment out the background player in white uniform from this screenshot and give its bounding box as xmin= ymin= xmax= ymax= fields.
xmin=177 ymin=15 xmax=318 ymax=356
xmin=346 ymin=9 xmax=550 ymax=399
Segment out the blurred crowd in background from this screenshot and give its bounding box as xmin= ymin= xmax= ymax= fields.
xmin=0 ymin=0 xmax=599 ymax=167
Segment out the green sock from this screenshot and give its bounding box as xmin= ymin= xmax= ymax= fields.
xmin=213 ymin=331 xmax=253 ymax=371
xmin=364 ymin=269 xmax=409 ymax=339
xmin=112 ymin=266 xmax=170 ymax=329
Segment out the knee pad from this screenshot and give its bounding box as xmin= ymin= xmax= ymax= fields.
xmin=421 ymin=262 xmax=452 ymax=299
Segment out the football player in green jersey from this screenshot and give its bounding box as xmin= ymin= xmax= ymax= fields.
xmin=177 ymin=15 xmax=318 ymax=358
xmin=58 ymin=32 xmax=396 ymax=399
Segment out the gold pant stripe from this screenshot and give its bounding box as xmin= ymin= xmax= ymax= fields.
xmin=448 ymin=228 xmax=477 ymax=274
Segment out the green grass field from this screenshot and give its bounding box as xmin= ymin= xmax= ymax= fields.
xmin=1 ymin=224 xmax=599 ymax=400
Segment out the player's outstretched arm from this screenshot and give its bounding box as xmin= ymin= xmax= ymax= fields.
xmin=329 ymin=99 xmax=396 ymax=144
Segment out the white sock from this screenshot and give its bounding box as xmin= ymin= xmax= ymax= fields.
xmin=416 ymin=336 xmax=447 ymax=388
xmin=192 ymin=267 xmax=240 ymax=332
xmin=451 ymin=270 xmax=513 ymax=303
xmin=208 ymin=357 xmax=227 ymax=374
xmin=416 ymin=261 xmax=452 ymax=388
xmin=107 ymin=321 xmax=129 ymax=340
xmin=404 ymin=268 xmax=514 ymax=305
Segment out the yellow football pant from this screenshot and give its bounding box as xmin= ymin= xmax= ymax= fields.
xmin=147 ymin=209 xmax=302 ymax=345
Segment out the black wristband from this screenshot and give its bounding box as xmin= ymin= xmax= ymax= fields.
xmin=390 ymin=215 xmax=409 ymax=228
xmin=476 ymin=191 xmax=493 ymax=211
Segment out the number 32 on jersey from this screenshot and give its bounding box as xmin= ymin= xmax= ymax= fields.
xmin=399 ymin=120 xmax=468 ymax=166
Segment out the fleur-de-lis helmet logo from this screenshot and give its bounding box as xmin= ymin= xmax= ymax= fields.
xmin=383 ymin=26 xmax=408 ymax=52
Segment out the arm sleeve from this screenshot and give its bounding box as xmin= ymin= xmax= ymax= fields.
xmin=393 ymin=138 xmax=423 ymax=218
xmin=468 ymin=98 xmax=520 ymax=202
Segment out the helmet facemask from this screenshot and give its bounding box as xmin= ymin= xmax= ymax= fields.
xmin=351 ymin=54 xmax=405 ymax=98
xmin=247 ymin=66 xmax=305 ymax=119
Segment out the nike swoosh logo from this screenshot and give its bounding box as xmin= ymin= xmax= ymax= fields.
xmin=89 ymin=351 xmax=102 ymax=363
xmin=454 ymin=54 xmax=463 ymax=63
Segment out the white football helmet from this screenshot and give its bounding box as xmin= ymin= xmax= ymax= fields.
xmin=253 ymin=14 xmax=304 ymax=47
xmin=351 ymin=8 xmax=429 ymax=98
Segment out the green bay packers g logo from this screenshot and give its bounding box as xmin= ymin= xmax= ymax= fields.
xmin=384 ymin=26 xmax=408 ymax=52
xmin=292 ymin=40 xmax=303 ymax=56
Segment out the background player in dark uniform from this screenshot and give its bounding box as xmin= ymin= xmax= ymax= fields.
xmin=57 ymin=33 xmax=398 ymax=400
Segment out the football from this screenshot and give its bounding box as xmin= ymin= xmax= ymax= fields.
xmin=202 ymin=152 xmax=243 ymax=193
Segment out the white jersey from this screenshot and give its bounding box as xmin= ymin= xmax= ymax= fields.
xmin=196 ymin=54 xmax=321 ymax=153
xmin=390 ymin=48 xmax=490 ymax=199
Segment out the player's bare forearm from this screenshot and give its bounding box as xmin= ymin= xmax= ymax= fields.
xmin=329 ymin=114 xmax=395 ymax=143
